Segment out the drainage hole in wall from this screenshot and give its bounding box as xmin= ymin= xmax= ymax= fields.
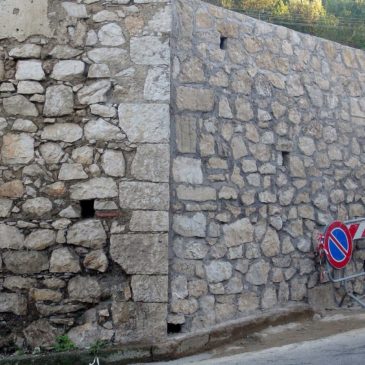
xmin=282 ymin=151 xmax=290 ymax=168
xmin=167 ymin=323 xmax=182 ymax=334
xmin=220 ymin=36 xmax=228 ymax=50
xmin=80 ymin=200 xmax=95 ymax=218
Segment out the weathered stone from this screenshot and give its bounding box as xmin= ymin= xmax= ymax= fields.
xmin=262 ymin=287 xmax=278 ymax=309
xmin=289 ymin=156 xmax=306 ymax=177
xmin=3 ymin=95 xmax=38 ymax=117
xmin=102 ymin=150 xmax=126 ymax=177
xmin=0 ymin=199 xmax=12 ymax=217
xmin=130 ymin=36 xmax=169 ymax=65
xmin=0 ymin=180 xmax=24 ymax=198
xmin=50 ymin=247 xmax=81 ymax=273
xmin=9 ymin=44 xmax=42 ymax=58
xmin=110 ymin=234 xmax=168 ymax=274
xmin=70 ymin=178 xmax=118 ymax=200
xmin=88 ymin=64 xmax=111 ymax=79
xmin=261 ymin=227 xmax=280 ymax=257
xmin=87 ymin=48 xmax=129 ymax=65
xmin=3 ymin=276 xmax=36 ymax=291
xmin=16 ymin=60 xmax=44 ymax=80
xmin=131 ymin=144 xmax=169 ymax=182
xmin=43 ymin=86 xmax=74 ymax=117
xmin=24 ymin=320 xmax=58 ymax=349
xmin=130 ymin=211 xmax=169 ymax=232
xmin=1 ymin=133 xmax=34 ymax=165
xmin=176 ymin=87 xmax=214 ymax=112
xmin=85 ymin=118 xmax=124 ymax=141
xmin=51 ymin=60 xmax=85 ymax=81
xmin=173 ymin=157 xmax=203 ymax=184
xmin=291 ymin=276 xmax=307 ymax=301
xmin=176 ymin=185 xmax=216 ymax=201
xmin=22 ymin=197 xmax=52 ymax=217
xmin=50 ymin=45 xmax=83 ymax=59
xmin=62 ymin=2 xmax=88 ymax=18
xmin=3 ymin=251 xmax=48 ymax=274
xmin=238 ymin=291 xmax=260 ymax=312
xmin=83 ymin=250 xmax=108 ymax=272
xmin=18 ymin=81 xmax=44 ymax=95
xmin=0 ymin=224 xmax=24 ymax=250
xmin=205 ymin=261 xmax=233 ymax=283
xmin=170 ymin=298 xmax=198 ymax=315
xmin=298 ymin=137 xmax=315 ymax=156
xmin=173 ymin=213 xmax=206 ymax=237
xmin=67 ymin=220 xmax=106 ymax=249
xmin=39 ymin=142 xmax=64 ymax=163
xmin=93 ymin=10 xmax=118 ymax=22
xmin=25 ymin=229 xmax=55 ymax=250
xmin=78 ymin=81 xmax=111 ymax=105
xmin=30 ymin=288 xmax=62 ymax=302
xmin=119 ymin=182 xmax=169 ymax=210
xmin=59 ymin=164 xmax=88 ymax=180
xmin=176 ymin=115 xmax=197 ymax=153
xmin=98 ymin=23 xmax=125 ymax=46
xmin=246 ymin=260 xmax=270 ymax=285
xmin=144 ymin=66 xmax=170 ymax=101
xmin=118 ymin=104 xmax=169 ymax=143
xmin=0 ymin=293 xmax=27 ymax=316
xmin=222 ymin=218 xmax=254 ymax=247
xmin=67 ymin=323 xmax=113 ymax=348
xmin=131 ymin=275 xmax=168 ymax=302
xmin=173 ymin=237 xmax=209 ymax=260
xmin=235 ymin=98 xmax=254 ymax=121
xmin=68 ymin=276 xmax=101 ymax=303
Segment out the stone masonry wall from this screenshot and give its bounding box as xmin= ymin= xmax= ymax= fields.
xmin=170 ymin=0 xmax=365 ymax=332
xmin=0 ymin=0 xmax=171 ymax=351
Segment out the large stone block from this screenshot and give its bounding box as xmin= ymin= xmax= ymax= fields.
xmin=0 ymin=224 xmax=24 ymax=250
xmin=175 ymin=115 xmax=197 ymax=153
xmin=131 ymin=275 xmax=168 ymax=302
xmin=131 ymin=144 xmax=169 ymax=182
xmin=130 ymin=36 xmax=169 ymax=65
xmin=176 ymin=87 xmax=214 ymax=112
xmin=0 ymin=180 xmax=24 ymax=198
xmin=43 ymin=85 xmax=74 ymax=117
xmin=77 ymin=80 xmax=111 ymax=105
xmin=1 ymin=133 xmax=34 ymax=165
xmin=172 ymin=157 xmax=203 ymax=184
xmin=3 ymin=251 xmax=49 ymax=274
xmin=15 ymin=60 xmax=44 ymax=80
xmin=67 ymin=219 xmax=106 ymax=249
xmin=25 ymin=229 xmax=56 ymax=250
xmin=246 ymin=260 xmax=270 ymax=285
xmin=23 ymin=319 xmax=58 ymax=349
xmin=22 ymin=197 xmax=52 ymax=217
xmin=68 ymin=276 xmax=101 ymax=303
xmin=205 ymin=261 xmax=233 ymax=283
xmin=41 ymin=123 xmax=82 ymax=143
xmin=102 ymin=150 xmax=126 ymax=177
xmin=222 ymin=218 xmax=254 ymax=247
xmin=3 ymin=95 xmax=38 ymax=117
xmin=176 ymin=185 xmax=216 ymax=201
xmin=110 ymin=233 xmax=168 ymax=274
xmin=50 ymin=247 xmax=81 ymax=273
xmin=70 ymin=177 xmax=118 ymax=200
xmin=85 ymin=118 xmax=124 ymax=141
xmin=119 ymin=182 xmax=169 ymax=210
xmin=118 ymin=104 xmax=169 ymax=143
xmin=172 ymin=213 xmax=206 ymax=237
xmin=173 ymin=237 xmax=209 ymax=260
xmin=0 ymin=293 xmax=27 ymax=315
xmin=51 ymin=60 xmax=85 ymax=81
xmin=129 ymin=211 xmax=169 ymax=232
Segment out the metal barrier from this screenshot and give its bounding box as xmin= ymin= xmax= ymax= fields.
xmin=317 ymin=218 xmax=365 ymax=308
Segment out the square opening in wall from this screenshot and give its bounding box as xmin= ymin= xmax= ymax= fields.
xmin=167 ymin=323 xmax=182 ymax=334
xmin=220 ymin=36 xmax=228 ymax=50
xmin=80 ymin=200 xmax=95 ymax=218
xmin=281 ymin=151 xmax=290 ymax=168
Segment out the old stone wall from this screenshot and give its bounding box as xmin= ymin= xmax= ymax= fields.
xmin=170 ymin=0 xmax=365 ymax=332
xmin=0 ymin=0 xmax=171 ymax=351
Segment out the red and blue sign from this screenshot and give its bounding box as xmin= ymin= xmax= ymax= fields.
xmin=324 ymin=221 xmax=353 ymax=270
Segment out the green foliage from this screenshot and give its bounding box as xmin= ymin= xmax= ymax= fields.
xmin=89 ymin=340 xmax=108 ymax=356
xmin=53 ymin=335 xmax=77 ymax=353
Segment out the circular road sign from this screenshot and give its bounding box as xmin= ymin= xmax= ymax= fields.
xmin=324 ymin=220 xmax=353 ymax=270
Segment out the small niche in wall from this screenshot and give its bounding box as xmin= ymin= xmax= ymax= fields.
xmin=80 ymin=200 xmax=95 ymax=218
xmin=167 ymin=323 xmax=182 ymax=334
xmin=281 ymin=151 xmax=290 ymax=168
xmin=220 ymin=36 xmax=228 ymax=50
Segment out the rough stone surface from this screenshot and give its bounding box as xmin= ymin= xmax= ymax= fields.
xmin=70 ymin=178 xmax=118 ymax=200
xmin=43 ymin=85 xmax=74 ymax=117
xmin=131 ymin=275 xmax=168 ymax=302
xmin=23 ymin=320 xmax=59 ymax=349
xmin=67 ymin=220 xmax=107 ymax=249
xmin=50 ymin=248 xmax=81 ymax=273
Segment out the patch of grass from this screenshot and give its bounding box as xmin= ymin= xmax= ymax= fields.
xmin=89 ymin=340 xmax=107 ymax=357
xmin=53 ymin=335 xmax=77 ymax=353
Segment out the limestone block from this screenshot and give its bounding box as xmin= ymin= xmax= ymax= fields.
xmin=62 ymin=2 xmax=88 ymax=18
xmin=110 ymin=233 xmax=168 ymax=274
xmin=119 ymin=182 xmax=169 ymax=210
xmin=3 ymin=95 xmax=39 ymax=117
xmin=129 ymin=211 xmax=169 ymax=232
xmin=0 ymin=180 xmax=24 ymax=198
xmin=93 ymin=10 xmax=118 ymax=22
xmin=85 ymin=119 xmax=124 ymax=141
xmin=175 ymin=115 xmax=197 ymax=153
xmin=131 ymin=275 xmax=168 ymax=302
xmin=9 ymin=44 xmax=42 ymax=58
xmin=176 ymin=185 xmax=216 ymax=202
xmin=1 ymin=133 xmax=34 ymax=165
xmin=18 ymin=81 xmax=44 ymax=95
xmin=51 ymin=60 xmax=85 ymax=81
xmin=235 ymin=97 xmax=254 ymax=121
xmin=171 ymin=276 xmax=188 ymax=300
xmin=88 ymin=64 xmax=111 ymax=79
xmin=77 ymin=80 xmax=111 ymax=105
xmin=0 ymin=293 xmax=27 ymax=316
xmin=3 ymin=276 xmax=36 ymax=291
xmin=98 ymin=23 xmax=125 ymax=46
xmin=70 ymin=177 xmax=118 ymax=200
xmin=68 ymin=276 xmax=101 ymax=303
xmin=43 ymin=85 xmax=74 ymax=117
xmin=173 ymin=157 xmax=203 ymax=184
xmin=50 ymin=247 xmax=81 ymax=273
xmin=58 ymin=163 xmax=88 ymax=180
xmin=23 ymin=319 xmax=58 ymax=349
xmin=172 ymin=213 xmax=206 ymax=237
xmin=25 ymin=229 xmax=56 ymax=250
xmin=3 ymin=251 xmax=49 ymax=274
xmin=12 ymin=119 xmax=37 ymax=133
xmin=87 ymin=48 xmax=129 ymax=66
xmin=261 ymin=227 xmax=280 ymax=257
xmin=90 ymin=104 xmax=115 ymax=117
xmin=72 ymin=146 xmax=94 ymax=165
xmin=67 ymin=220 xmax=106 ymax=249
xmin=176 ymin=87 xmax=214 ymax=112
xmin=39 ymin=142 xmax=64 ymax=163
xmin=83 ymin=250 xmax=108 ymax=272
xmin=144 ymin=66 xmax=170 ymax=101
xmin=246 ymin=260 xmax=270 ymax=285
xmin=67 ymin=323 xmax=113 ymax=348
xmin=205 ymin=261 xmax=233 ymax=283
xmin=15 ymin=60 xmax=44 ymax=80
xmin=131 ymin=144 xmax=169 ymax=182
xmin=130 ymin=36 xmax=169 ymax=65
xmin=222 ymin=218 xmax=254 ymax=247
xmin=118 ymin=103 xmax=169 ymax=143
xmin=22 ymin=197 xmax=52 ymax=217
xmin=0 ymin=224 xmax=24 ymax=249
xmin=30 ymin=289 xmax=63 ymax=302
xmin=102 ymin=150 xmax=126 ymax=177
xmin=50 ymin=45 xmax=83 ymax=59
xmin=0 ymin=198 xmax=12 ymax=217
xmin=170 ymin=298 xmax=198 ymax=315
xmin=173 ymin=237 xmax=209 ymax=259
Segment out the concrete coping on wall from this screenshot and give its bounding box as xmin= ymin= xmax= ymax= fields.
xmin=0 ymin=304 xmax=313 ymax=365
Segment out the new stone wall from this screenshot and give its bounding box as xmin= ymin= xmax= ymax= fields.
xmin=170 ymin=0 xmax=365 ymax=331
xmin=0 ymin=0 xmax=171 ymax=351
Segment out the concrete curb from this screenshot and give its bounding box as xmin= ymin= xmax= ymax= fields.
xmin=0 ymin=304 xmax=313 ymax=365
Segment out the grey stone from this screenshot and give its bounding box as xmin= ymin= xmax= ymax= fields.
xmin=129 ymin=211 xmax=169 ymax=232
xmin=173 ymin=237 xmax=209 ymax=260
xmin=131 ymin=275 xmax=168 ymax=302
xmin=130 ymin=36 xmax=169 ymax=65
xmin=261 ymin=227 xmax=280 ymax=257
xmin=3 ymin=276 xmax=36 ymax=291
xmin=88 ymin=64 xmax=111 ymax=79
xmin=16 ymin=60 xmax=44 ymax=80
xmin=238 ymin=291 xmax=259 ymax=313
xmin=51 ymin=60 xmax=85 ymax=81
xmin=41 ymin=123 xmax=82 ymax=142
xmin=90 ymin=104 xmax=115 ymax=118
xmin=93 ymin=10 xmax=118 ymax=22
xmin=67 ymin=323 xmax=113 ymax=348
xmin=98 ymin=23 xmax=125 ymax=46
xmin=12 ymin=119 xmax=37 ymax=132
xmin=222 ymin=218 xmax=254 ymax=247
xmin=3 ymin=95 xmax=38 ymax=117
xmin=50 ymin=247 xmax=81 ymax=273
xmin=170 ymin=298 xmax=198 ymax=315
xmin=173 ymin=213 xmax=206 ymax=237
xmin=102 ymin=150 xmax=126 ymax=177
xmin=144 ymin=66 xmax=170 ymax=101
xmin=0 ymin=224 xmax=24 ymax=249
xmin=110 ymin=233 xmax=168 ymax=274
xmin=25 ymin=229 xmax=56 ymax=250
xmin=50 ymin=45 xmax=83 ymax=59
xmin=119 ymin=182 xmax=169 ymax=210
xmin=9 ymin=44 xmax=42 ymax=58
xmin=176 ymin=185 xmax=216 ymax=201
xmin=176 ymin=87 xmax=214 ymax=112
xmin=176 ymin=115 xmax=197 ymax=153
xmin=87 ymin=48 xmax=128 ymax=65
xmin=62 ymin=2 xmax=88 ymax=18
xmin=70 ymin=177 xmax=118 ymax=200
xmin=118 ymin=103 xmax=169 ymax=143
xmin=132 ymin=144 xmax=169 ymax=182
xmin=83 ymin=250 xmax=108 ymax=272
xmin=67 ymin=219 xmax=106 ymax=249
xmin=85 ymin=118 xmax=124 ymax=141
xmin=3 ymin=251 xmax=49 ymax=274
xmin=173 ymin=157 xmax=203 ymax=184
xmin=0 ymin=293 xmax=27 ymax=315
xmin=1 ymin=133 xmax=34 ymax=165
xmin=0 ymin=199 xmax=12 ymax=218
xmin=22 ymin=197 xmax=52 ymax=217
xmin=236 ymin=98 xmax=254 ymax=121
xmin=262 ymin=287 xmax=278 ymax=309
xmin=24 ymin=319 xmax=58 ymax=349
xmin=39 ymin=143 xmax=64 ymax=163
xmin=78 ymin=81 xmax=111 ymax=105
xmin=205 ymin=261 xmax=233 ymax=283
xmin=68 ymin=276 xmax=101 ymax=303
xmin=18 ymin=81 xmax=44 ymax=95
xmin=246 ymin=260 xmax=270 ymax=285
xmin=43 ymin=85 xmax=74 ymax=117
xmin=59 ymin=163 xmax=88 ymax=180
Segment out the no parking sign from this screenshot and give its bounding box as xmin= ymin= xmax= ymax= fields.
xmin=324 ymin=221 xmax=353 ymax=270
